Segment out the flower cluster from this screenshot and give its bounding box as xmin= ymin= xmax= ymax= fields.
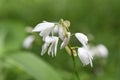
xmin=32 ymin=19 xmax=93 ymax=67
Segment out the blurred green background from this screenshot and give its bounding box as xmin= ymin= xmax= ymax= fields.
xmin=0 ymin=0 xmax=120 ymax=80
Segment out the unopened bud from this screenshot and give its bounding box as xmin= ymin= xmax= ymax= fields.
xmin=64 ymin=20 xmax=70 ymax=27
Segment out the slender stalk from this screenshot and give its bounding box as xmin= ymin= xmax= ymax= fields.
xmin=68 ymin=45 xmax=80 ymax=80
xmin=71 ymin=53 xmax=80 ymax=80
xmin=60 ymin=19 xmax=79 ymax=79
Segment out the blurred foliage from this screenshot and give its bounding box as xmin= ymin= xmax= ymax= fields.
xmin=0 ymin=0 xmax=120 ymax=80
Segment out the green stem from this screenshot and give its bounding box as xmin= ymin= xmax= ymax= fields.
xmin=68 ymin=45 xmax=80 ymax=80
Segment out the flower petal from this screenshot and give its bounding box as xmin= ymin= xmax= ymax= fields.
xmin=41 ymin=36 xmax=54 ymax=56
xmin=41 ymin=43 xmax=50 ymax=56
xmin=75 ymin=33 xmax=88 ymax=48
xmin=53 ymin=25 xmax=59 ymax=33
xmin=40 ymin=27 xmax=54 ymax=40
xmin=45 ymin=36 xmax=54 ymax=43
xmin=78 ymin=47 xmax=93 ymax=67
xmin=48 ymin=42 xmax=54 ymax=56
xmin=53 ymin=37 xmax=59 ymax=56
xmin=60 ymin=32 xmax=71 ymax=49
xmin=32 ymin=22 xmax=54 ymax=32
xmin=58 ymin=25 xmax=66 ymax=40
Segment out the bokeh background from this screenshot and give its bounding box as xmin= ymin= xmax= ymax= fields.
xmin=0 ymin=0 xmax=120 ymax=80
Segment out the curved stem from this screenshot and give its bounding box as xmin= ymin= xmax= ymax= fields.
xmin=68 ymin=45 xmax=80 ymax=80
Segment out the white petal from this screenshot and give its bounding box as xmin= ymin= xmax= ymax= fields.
xmin=53 ymin=37 xmax=59 ymax=56
xmin=32 ymin=22 xmax=54 ymax=32
xmin=53 ymin=25 xmax=59 ymax=33
xmin=58 ymin=25 xmax=66 ymax=40
xmin=78 ymin=47 xmax=93 ymax=67
xmin=48 ymin=42 xmax=54 ymax=56
xmin=47 ymin=36 xmax=59 ymax=57
xmin=45 ymin=36 xmax=54 ymax=43
xmin=60 ymin=32 xmax=71 ymax=49
xmin=23 ymin=35 xmax=35 ymax=49
xmin=39 ymin=27 xmax=54 ymax=40
xmin=41 ymin=36 xmax=54 ymax=56
xmin=75 ymin=33 xmax=88 ymax=48
xmin=41 ymin=43 xmax=50 ymax=56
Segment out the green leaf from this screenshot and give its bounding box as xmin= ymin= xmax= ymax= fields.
xmin=7 ymin=52 xmax=63 ymax=80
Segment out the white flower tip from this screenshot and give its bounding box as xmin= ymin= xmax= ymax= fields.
xmin=60 ymin=42 xmax=65 ymax=49
xmin=32 ymin=29 xmax=37 ymax=32
xmin=32 ymin=27 xmax=39 ymax=32
xmin=75 ymin=33 xmax=88 ymax=42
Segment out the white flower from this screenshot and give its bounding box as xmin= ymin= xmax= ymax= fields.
xmin=75 ymin=33 xmax=88 ymax=48
xmin=78 ymin=47 xmax=93 ymax=67
xmin=32 ymin=21 xmax=56 ymax=39
xmin=60 ymin=32 xmax=71 ymax=49
xmin=23 ymin=35 xmax=35 ymax=49
xmin=91 ymin=44 xmax=108 ymax=58
xmin=41 ymin=36 xmax=59 ymax=57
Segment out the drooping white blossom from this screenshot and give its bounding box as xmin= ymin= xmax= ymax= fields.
xmin=23 ymin=35 xmax=35 ymax=49
xmin=75 ymin=33 xmax=88 ymax=48
xmin=78 ymin=47 xmax=93 ymax=67
xmin=41 ymin=36 xmax=59 ymax=57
